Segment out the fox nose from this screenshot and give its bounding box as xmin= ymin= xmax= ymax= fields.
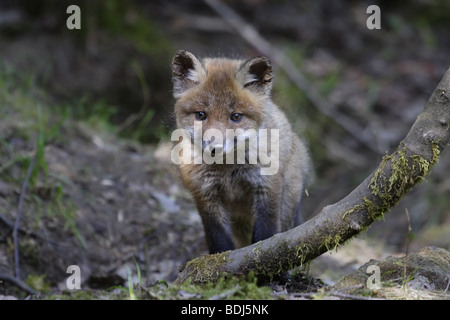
xmin=210 ymin=144 xmax=223 ymax=156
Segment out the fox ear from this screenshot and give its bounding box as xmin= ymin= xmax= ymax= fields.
xmin=172 ymin=50 xmax=205 ymax=98
xmin=238 ymin=56 xmax=273 ymax=95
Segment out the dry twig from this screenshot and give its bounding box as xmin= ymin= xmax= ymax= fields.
xmin=0 ymin=273 xmax=38 ymax=296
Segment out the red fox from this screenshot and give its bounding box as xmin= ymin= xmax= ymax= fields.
xmin=171 ymin=50 xmax=311 ymax=254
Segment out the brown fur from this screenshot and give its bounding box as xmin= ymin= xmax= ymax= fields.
xmin=171 ymin=50 xmax=311 ymax=253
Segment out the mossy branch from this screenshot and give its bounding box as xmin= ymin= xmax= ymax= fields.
xmin=175 ymin=67 xmax=450 ymax=285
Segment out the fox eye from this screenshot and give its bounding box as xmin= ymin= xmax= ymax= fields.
xmin=230 ymin=113 xmax=243 ymax=123
xmin=194 ymin=111 xmax=207 ymax=121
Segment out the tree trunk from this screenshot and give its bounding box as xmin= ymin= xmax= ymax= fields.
xmin=175 ymin=67 xmax=450 ymax=284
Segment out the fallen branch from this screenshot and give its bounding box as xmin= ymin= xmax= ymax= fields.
xmin=0 ymin=273 xmax=38 ymax=296
xmin=176 ymin=67 xmax=450 ymax=284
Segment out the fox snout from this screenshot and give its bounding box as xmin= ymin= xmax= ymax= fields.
xmin=202 ymin=139 xmax=230 ymax=157
xmin=208 ymin=143 xmax=223 ymax=157
xmin=187 ymin=122 xmax=243 ymax=156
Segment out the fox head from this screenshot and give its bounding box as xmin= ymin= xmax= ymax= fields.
xmin=171 ymin=50 xmax=274 ymax=157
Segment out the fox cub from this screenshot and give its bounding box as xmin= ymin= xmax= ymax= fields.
xmin=171 ymin=50 xmax=310 ymax=254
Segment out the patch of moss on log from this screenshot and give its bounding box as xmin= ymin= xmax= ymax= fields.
xmin=176 ymin=251 xmax=231 ymax=284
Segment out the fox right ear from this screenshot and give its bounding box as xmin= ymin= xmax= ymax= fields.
xmin=237 ymin=56 xmax=273 ymax=95
xmin=172 ymin=50 xmax=205 ymax=98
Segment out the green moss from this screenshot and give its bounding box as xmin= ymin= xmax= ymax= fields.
xmin=246 ymin=240 xmax=289 ymax=281
xmin=295 ymin=243 xmax=313 ymax=266
xmin=320 ymin=235 xmax=342 ymax=252
xmin=430 ymin=142 xmax=441 ymax=165
xmin=171 ymin=272 xmax=274 ymax=300
xmin=41 ymin=274 xmax=275 ymax=300
xmin=342 ymin=143 xmax=441 ymax=229
xmin=179 ymin=251 xmax=231 ymax=284
xmin=26 ymin=274 xmax=52 ymax=294
xmin=42 ymin=288 xmax=131 ymax=300
xmin=342 ymin=198 xmax=377 ymax=221
xmin=368 ymin=146 xmax=439 ymax=216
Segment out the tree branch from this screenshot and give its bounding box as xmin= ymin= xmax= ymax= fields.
xmin=0 ymin=273 xmax=38 ymax=296
xmin=176 ymin=67 xmax=450 ymax=284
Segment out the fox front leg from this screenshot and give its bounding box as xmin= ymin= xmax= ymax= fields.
xmin=251 ymin=190 xmax=281 ymax=243
xmin=198 ymin=204 xmax=235 ymax=254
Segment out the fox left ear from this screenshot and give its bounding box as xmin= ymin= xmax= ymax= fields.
xmin=172 ymin=50 xmax=205 ymax=98
xmin=237 ymin=56 xmax=273 ymax=95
